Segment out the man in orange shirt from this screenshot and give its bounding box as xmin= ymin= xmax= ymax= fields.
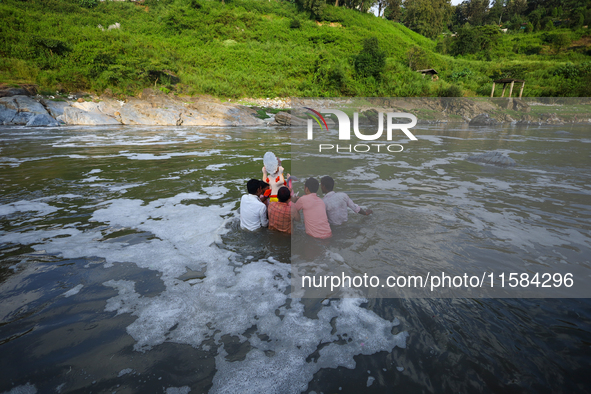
xmin=293 ymin=177 xmax=332 ymax=239
xmin=268 ymin=186 xmax=292 ymax=234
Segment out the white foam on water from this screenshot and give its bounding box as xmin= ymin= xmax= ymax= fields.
xmin=88 ymin=169 xmax=102 ymax=174
xmin=119 ymin=150 xmax=221 ymax=161
xmin=117 ymin=368 xmax=134 ymax=377
xmin=63 ymin=284 xmax=84 ymax=298
xmin=31 ymin=194 xmax=83 ymax=202
xmin=366 ymin=376 xmax=375 ymax=387
xmin=202 ymin=186 xmax=229 ymax=199
xmin=0 ymin=201 xmax=59 ymax=217
xmin=0 ymin=383 xmax=37 ymax=394
xmin=2 ymin=191 xmax=407 ymax=392
xmin=206 ymin=163 xmax=229 ymax=171
xmin=107 ymin=183 xmax=146 ymax=192
xmin=81 ymin=176 xmax=106 ymax=183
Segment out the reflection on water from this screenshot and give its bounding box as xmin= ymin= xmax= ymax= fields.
xmin=0 ymin=125 xmax=590 ymax=393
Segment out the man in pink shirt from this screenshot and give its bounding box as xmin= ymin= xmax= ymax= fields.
xmin=293 ymin=177 xmax=332 ymax=239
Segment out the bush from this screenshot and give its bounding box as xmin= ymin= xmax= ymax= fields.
xmin=547 ymin=32 xmax=572 ymax=53
xmin=450 ymin=67 xmax=473 ymax=81
xmin=289 ymin=18 xmax=301 ymax=29
xmin=452 ymin=25 xmax=501 ymax=55
xmin=406 ymin=46 xmax=430 ymax=70
xmin=79 ymin=0 xmax=98 ymax=8
xmin=353 ymin=37 xmax=386 ymax=80
xmin=437 ymin=84 xmax=463 ymax=97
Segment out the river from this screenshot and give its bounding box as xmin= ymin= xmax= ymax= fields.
xmin=0 ymin=123 xmax=590 ymax=393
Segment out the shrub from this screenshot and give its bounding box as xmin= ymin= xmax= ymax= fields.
xmin=452 ymin=25 xmax=501 ymax=55
xmin=406 ymin=46 xmax=430 ymax=71
xmin=79 ymin=0 xmax=98 ymax=8
xmin=354 ymin=37 xmax=386 ymax=80
xmin=437 ymin=84 xmax=463 ymax=97
xmin=450 ymin=67 xmax=473 ymax=81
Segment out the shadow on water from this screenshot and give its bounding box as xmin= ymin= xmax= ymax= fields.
xmin=220 ymin=219 xmax=291 ymax=264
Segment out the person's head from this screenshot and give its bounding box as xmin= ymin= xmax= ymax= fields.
xmin=320 ymin=176 xmax=334 ymax=193
xmin=277 ymin=186 xmax=290 ymax=203
xmin=259 ymin=181 xmax=270 ymax=192
xmin=247 ymin=179 xmax=261 ymax=195
xmin=304 ymin=177 xmax=319 ymax=194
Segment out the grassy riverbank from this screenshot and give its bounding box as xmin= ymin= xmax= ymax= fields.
xmin=1 ymin=0 xmax=590 ymax=98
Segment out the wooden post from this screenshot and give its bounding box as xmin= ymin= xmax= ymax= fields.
xmin=501 ymin=83 xmax=507 ymax=97
xmin=519 ymin=82 xmax=525 ymax=98
xmin=491 ymin=82 xmax=496 ymax=97
xmin=508 ymin=81 xmax=515 ymax=98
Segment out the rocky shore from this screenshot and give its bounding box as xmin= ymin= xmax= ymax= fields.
xmin=1 ymin=86 xmax=588 ymax=128
xmin=0 ymin=88 xmax=267 ymax=127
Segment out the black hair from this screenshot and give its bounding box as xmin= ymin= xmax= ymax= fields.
xmin=277 ymin=186 xmax=290 ymax=202
xmin=259 ymin=181 xmax=270 ymax=190
xmin=305 ymin=177 xmax=319 ymax=193
xmin=247 ymin=179 xmax=261 ymax=194
xmin=321 ymin=176 xmax=334 ymax=192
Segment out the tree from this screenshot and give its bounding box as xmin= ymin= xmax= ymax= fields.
xmin=465 ymin=0 xmax=490 ymax=26
xmin=354 ymin=37 xmax=386 ymax=80
xmin=452 ymin=25 xmax=501 ymax=55
xmin=548 ymin=31 xmax=572 ymax=53
xmin=403 ymin=0 xmax=453 ymax=39
xmin=506 ymin=0 xmax=528 ymax=16
xmin=384 ymin=0 xmax=403 ymax=21
xmin=302 ymin=0 xmax=326 ymax=17
xmin=406 ymin=46 xmax=430 ymax=70
xmin=487 ymin=0 xmax=505 ymax=25
xmin=452 ymin=1 xmax=470 ymax=27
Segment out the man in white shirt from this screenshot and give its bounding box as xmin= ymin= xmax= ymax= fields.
xmin=240 ymin=179 xmax=269 ymax=231
xmin=320 ymin=176 xmax=372 ymax=226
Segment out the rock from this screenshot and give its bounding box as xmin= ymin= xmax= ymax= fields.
xmin=119 ymin=98 xmax=182 ymax=125
xmin=0 ymin=88 xmax=28 ymax=98
xmin=0 ymin=95 xmax=51 ymax=125
xmin=467 ymin=151 xmax=516 ymax=167
xmin=544 ymin=113 xmax=563 ymax=125
xmin=361 ymin=109 xmax=380 ymax=124
xmin=274 ymin=111 xmax=307 ymax=126
xmin=62 ymin=107 xmax=121 ymax=125
xmin=512 ymin=98 xmax=530 ymax=113
xmin=491 ymin=98 xmax=513 ymax=110
xmin=26 ymin=114 xmax=59 ymax=127
xmin=0 ymin=84 xmax=36 ymax=97
xmin=181 ymin=100 xmax=264 ymax=126
xmin=77 ymin=98 xmax=85 ymax=103
xmin=469 ymin=113 xmax=499 ymax=126
xmin=0 ymin=97 xmax=18 ymax=124
xmin=40 ymin=98 xmax=70 ymax=118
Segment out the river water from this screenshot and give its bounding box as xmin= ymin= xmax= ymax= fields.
xmin=0 ymin=124 xmax=590 ymax=393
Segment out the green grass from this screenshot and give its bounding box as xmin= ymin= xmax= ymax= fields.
xmin=0 ymin=0 xmax=590 ymax=98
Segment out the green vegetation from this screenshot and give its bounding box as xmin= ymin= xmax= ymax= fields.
xmin=0 ymin=0 xmax=590 ymax=98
